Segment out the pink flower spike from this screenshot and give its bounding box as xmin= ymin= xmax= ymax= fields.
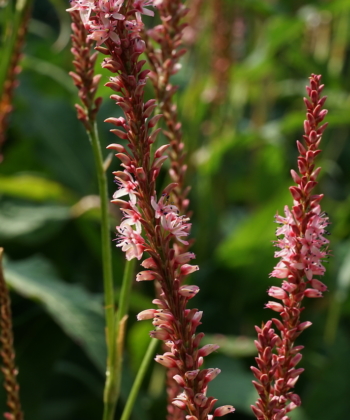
xmin=213 ymin=405 xmax=235 ymax=417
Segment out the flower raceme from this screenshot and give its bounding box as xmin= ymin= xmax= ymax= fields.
xmin=67 ymin=1 xmax=234 ymax=418
xmin=251 ymin=74 xmax=330 ymax=420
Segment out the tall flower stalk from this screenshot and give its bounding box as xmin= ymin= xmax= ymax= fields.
xmin=0 ymin=249 xmax=23 ymax=420
xmin=144 ymin=0 xmax=190 ymax=216
xmin=143 ymin=3 xmax=194 ymax=417
xmin=0 ymin=0 xmax=33 ymax=158
xmin=251 ymin=74 xmax=330 ymax=420
xmin=68 ymin=9 xmax=134 ymax=420
xmin=68 ymin=1 xmax=234 ymax=419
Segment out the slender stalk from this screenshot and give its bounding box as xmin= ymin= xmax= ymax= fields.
xmin=87 ymin=123 xmax=119 ymax=420
xmin=120 ymin=338 xmax=159 ymax=420
xmin=0 ymin=248 xmax=23 ymax=420
xmin=0 ymin=0 xmax=32 ymax=99
xmin=0 ymin=0 xmax=32 ymax=153
xmin=116 ymin=258 xmax=136 ymax=328
xmin=68 ymin=14 xmax=128 ymax=419
xmin=112 ymin=257 xmax=136 ymax=418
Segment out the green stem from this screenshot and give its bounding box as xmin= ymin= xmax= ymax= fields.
xmin=120 ymin=338 xmax=159 ymax=420
xmin=88 ymin=121 xmax=136 ymax=420
xmin=87 ymin=122 xmax=116 ymax=420
xmin=113 ymin=257 xmax=136 ymax=414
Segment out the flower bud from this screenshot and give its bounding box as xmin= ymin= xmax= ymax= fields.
xmin=180 ymin=264 xmax=199 ymax=276
xmin=154 ymin=354 xmax=177 ymax=367
xmin=213 ymin=406 xmax=235 ymax=417
xmin=268 ymin=286 xmax=288 ymax=300
xmin=173 ymin=374 xmax=185 ymax=387
xmin=136 ymin=271 xmax=156 ymax=281
xmin=304 ymin=288 xmax=322 ymax=298
xmin=179 ymin=285 xmax=200 ymax=298
xmin=265 ymin=301 xmax=284 ymax=312
xmin=198 ymin=344 xmax=220 ymax=357
xmin=137 ymin=309 xmax=157 ymax=320
xmin=172 ymin=400 xmax=187 ymax=410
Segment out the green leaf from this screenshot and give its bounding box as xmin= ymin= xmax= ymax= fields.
xmin=0 ymin=199 xmax=70 ymax=243
xmin=0 ymin=174 xmax=75 ymax=202
xmin=3 ymin=255 xmax=106 ymax=372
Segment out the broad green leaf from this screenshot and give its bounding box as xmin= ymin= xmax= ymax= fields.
xmin=3 ymin=255 xmax=106 ymax=372
xmin=0 ymin=174 xmax=74 ymax=202
xmin=0 ymin=199 xmax=70 ymax=243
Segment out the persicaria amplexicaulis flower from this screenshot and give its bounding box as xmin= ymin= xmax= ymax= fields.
xmin=251 ymin=74 xmax=330 ymax=420
xmin=66 ymin=1 xmax=234 ymax=418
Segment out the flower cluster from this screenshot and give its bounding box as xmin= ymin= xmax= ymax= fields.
xmin=69 ymin=10 xmax=102 ymax=130
xmin=0 ymin=6 xmax=30 ymax=159
xmin=144 ymin=0 xmax=190 ymax=216
xmin=68 ymin=1 xmax=234 ymax=418
xmin=251 ymin=74 xmax=330 ymax=420
xmin=142 ymin=3 xmax=197 ymax=417
xmin=67 ymin=0 xmax=155 ymax=44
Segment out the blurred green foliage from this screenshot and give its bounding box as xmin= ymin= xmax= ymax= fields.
xmin=1 ymin=0 xmax=350 ymax=419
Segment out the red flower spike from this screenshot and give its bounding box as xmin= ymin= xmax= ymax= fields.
xmin=252 ymin=75 xmax=330 ymax=420
xmin=69 ymin=1 xmax=229 ymax=417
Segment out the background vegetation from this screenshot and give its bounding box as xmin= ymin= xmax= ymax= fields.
xmin=1 ymin=0 xmax=350 ymax=419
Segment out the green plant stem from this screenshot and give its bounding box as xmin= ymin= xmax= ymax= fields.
xmin=88 ymin=121 xmax=136 ymax=420
xmin=120 ymin=338 xmax=159 ymax=420
xmin=87 ymin=122 xmax=117 ymax=420
xmin=113 ymin=257 xmax=136 ymax=414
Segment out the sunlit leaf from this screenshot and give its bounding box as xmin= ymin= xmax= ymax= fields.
xmin=0 ymin=174 xmax=74 ymax=202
